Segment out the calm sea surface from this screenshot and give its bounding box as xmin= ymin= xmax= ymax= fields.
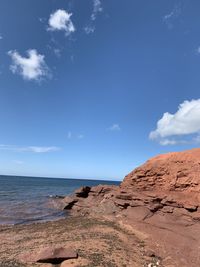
xmin=0 ymin=175 xmax=120 ymax=225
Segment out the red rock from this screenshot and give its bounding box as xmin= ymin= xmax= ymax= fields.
xmin=36 ymin=247 xmax=78 ymax=264
xmin=130 ymin=200 xmax=144 ymax=207
xmin=61 ymin=148 xmax=200 ymax=267
xmin=115 ymin=193 xmax=132 ymax=200
xmin=60 ymin=260 xmax=77 ymax=266
xmin=161 ymin=198 xmax=182 ymax=208
xmin=75 ymin=186 xmax=91 ymax=198
xmin=59 ymin=148 xmax=200 ymax=267
xmin=63 ymin=197 xmax=78 ymax=210
xmin=192 ymin=211 xmax=200 ymax=221
xmin=90 ymin=185 xmax=116 ymax=196
xmin=162 ymin=206 xmax=174 ymax=213
xmin=40 ymin=264 xmax=54 ymax=267
xmin=149 ymin=203 xmax=163 ymax=212
xmin=122 ymin=206 xmax=153 ymax=221
xmin=114 ymin=198 xmax=130 ymax=208
xmin=121 ymin=148 xmax=200 ymax=193
xmin=183 ymin=203 xmax=198 ymax=212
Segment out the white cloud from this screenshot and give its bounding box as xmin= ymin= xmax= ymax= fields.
xmin=159 ymin=139 xmax=176 ymax=146
xmin=8 ymin=49 xmax=49 ymax=81
xmin=91 ymin=0 xmax=103 ymax=21
xmin=108 ymin=124 xmax=121 ymax=131
xmin=26 ymin=146 xmax=60 ymax=153
xmin=197 ymin=47 xmax=200 ymax=54
xmin=0 ymin=145 xmax=60 ymax=153
xmin=163 ymin=5 xmax=181 ymax=29
xmin=48 ymin=9 xmax=75 ymax=36
xmin=163 ymin=10 xmax=175 ymax=21
xmin=0 ymin=35 xmax=3 ymax=40
xmin=84 ymin=0 xmax=103 ymax=35
xmin=149 ymin=99 xmax=200 ymax=145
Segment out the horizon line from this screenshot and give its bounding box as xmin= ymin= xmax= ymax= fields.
xmin=0 ymin=173 xmax=122 ymax=182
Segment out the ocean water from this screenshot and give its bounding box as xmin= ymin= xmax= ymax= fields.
xmin=0 ymin=175 xmax=120 ymax=225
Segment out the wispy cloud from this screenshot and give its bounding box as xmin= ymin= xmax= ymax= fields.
xmin=108 ymin=124 xmax=121 ymax=131
xmin=91 ymin=0 xmax=103 ymax=21
xmin=197 ymin=46 xmax=200 ymax=54
xmin=67 ymin=132 xmax=84 ymax=140
xmin=8 ymin=49 xmax=50 ymax=81
xmin=0 ymin=145 xmax=60 ymax=153
xmin=163 ymin=5 xmax=181 ymax=29
xmin=84 ymin=25 xmax=95 ymax=35
xmin=77 ymin=134 xmax=84 ymax=139
xmin=48 ymin=9 xmax=75 ymax=37
xmin=39 ymin=17 xmax=46 ymax=23
xmin=0 ymin=35 xmax=3 ymax=40
xmin=84 ymin=0 xmax=103 ymax=35
xmin=67 ymin=131 xmax=72 ymax=139
xmin=159 ymin=139 xmax=189 ymax=146
xmin=13 ymin=160 xmax=24 ymax=165
xmin=46 ymin=37 xmax=63 ymax=58
xmin=149 ymin=99 xmax=200 ymax=145
xmin=53 ymin=48 xmax=61 ymax=58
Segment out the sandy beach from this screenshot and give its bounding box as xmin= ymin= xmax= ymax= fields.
xmin=0 ymin=215 xmax=156 ymax=267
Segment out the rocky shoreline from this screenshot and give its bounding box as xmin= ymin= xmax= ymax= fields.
xmin=61 ymin=148 xmax=200 ymax=267
xmin=1 ymin=148 xmax=200 ymax=267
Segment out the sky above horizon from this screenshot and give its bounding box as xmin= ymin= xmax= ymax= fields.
xmin=1 ymin=0 xmax=200 ymax=180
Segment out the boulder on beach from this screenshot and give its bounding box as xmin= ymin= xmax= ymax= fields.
xmin=36 ymin=247 xmax=78 ymax=264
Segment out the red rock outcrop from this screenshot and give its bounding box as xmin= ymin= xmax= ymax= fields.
xmin=62 ymin=148 xmax=200 ymax=267
xmin=63 ymin=148 xmax=200 ymax=219
xmin=122 ymin=148 xmax=200 ymax=192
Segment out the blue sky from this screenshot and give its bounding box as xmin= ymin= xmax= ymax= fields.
xmin=0 ymin=0 xmax=200 ymax=180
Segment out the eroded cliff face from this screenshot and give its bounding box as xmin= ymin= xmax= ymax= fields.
xmin=122 ymin=148 xmax=200 ymax=192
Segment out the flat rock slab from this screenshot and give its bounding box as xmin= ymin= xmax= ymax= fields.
xmin=36 ymin=247 xmax=78 ymax=264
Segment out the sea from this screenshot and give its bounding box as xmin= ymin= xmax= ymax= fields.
xmin=0 ymin=175 xmax=120 ymax=225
